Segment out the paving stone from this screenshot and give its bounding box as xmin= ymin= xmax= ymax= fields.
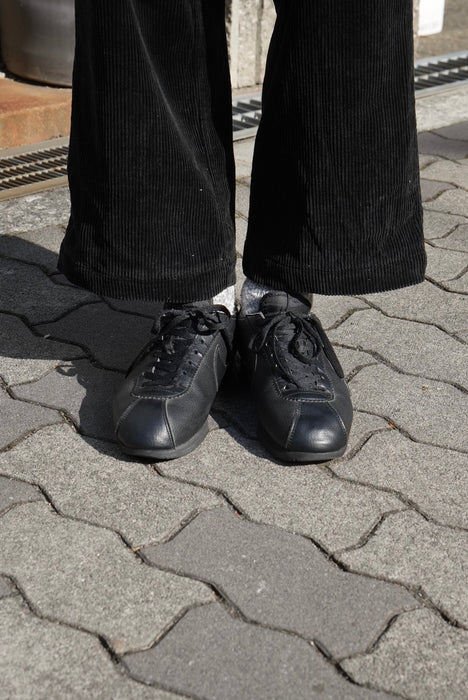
xmin=420 ymin=160 xmax=468 ymax=190
xmin=0 ymin=476 xmax=44 ymax=515
xmin=160 ymin=422 xmax=400 ymax=552
xmin=418 ymin=131 xmax=468 ymax=159
xmin=331 ymin=431 xmax=468 ymax=528
xmin=235 ymin=181 xmax=251 ymax=219
xmin=0 ymin=577 xmax=15 ymax=598
xmin=425 ymin=243 xmax=468 ymax=282
xmin=329 ymin=309 xmax=468 ymax=387
xmin=0 ymin=314 xmax=84 ymax=385
xmin=362 ymin=281 xmax=467 ymax=335
xmin=11 ymin=360 xmax=120 ymax=441
xmin=420 ymin=179 xmax=455 ymax=202
xmin=424 ymin=188 xmax=468 ymax=217
xmin=422 ymin=209 xmax=467 ymax=240
xmin=212 ymin=382 xmax=257 ymax=439
xmin=0 ymin=424 xmax=222 ymax=547
xmin=0 ymin=390 xmax=62 ymax=450
xmin=442 ymin=271 xmax=468 ymax=293
xmin=234 ymin=137 xmax=255 ymax=180
xmin=104 ymin=297 xmax=163 ymax=318
xmin=341 ymin=608 xmax=468 ymax=700
xmin=419 ymin=154 xmax=437 ymax=170
xmin=235 ymin=214 xmax=248 ymax=255
xmin=434 ymin=122 xmax=468 ymax=142
xmin=0 ymin=502 xmax=213 ymax=653
xmin=338 ymin=511 xmax=468 ymax=626
xmin=37 ymin=302 xmax=154 ymax=371
xmin=0 ymin=259 xmax=97 ymax=324
xmin=125 ymin=603 xmax=387 ymax=699
xmin=0 ymin=597 xmax=182 ymax=699
xmin=312 ymin=295 xmax=369 ymax=330
xmin=145 ymin=507 xmax=418 ymax=658
xmin=0 ymin=188 xmax=70 ymax=235
xmin=330 ymin=347 xmax=377 ymax=379
xmin=0 ymin=226 xmax=64 ymax=272
xmin=349 ymin=364 xmax=467 ymax=451
xmin=430 ymin=223 xmax=468 ymax=252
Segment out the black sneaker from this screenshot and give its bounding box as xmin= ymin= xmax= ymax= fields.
xmin=237 ymin=292 xmax=352 ymax=463
xmin=113 ymin=304 xmax=236 ymax=459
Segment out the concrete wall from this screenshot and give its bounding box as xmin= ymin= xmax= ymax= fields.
xmin=227 ymin=0 xmax=421 ymax=89
xmin=225 ymin=0 xmax=276 ymax=89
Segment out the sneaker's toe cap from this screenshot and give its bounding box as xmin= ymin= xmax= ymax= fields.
xmin=260 ymin=401 xmax=351 ymax=462
xmin=115 ymin=399 xmax=174 ymax=454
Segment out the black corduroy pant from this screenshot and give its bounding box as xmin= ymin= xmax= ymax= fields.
xmin=59 ymin=0 xmax=426 ymax=303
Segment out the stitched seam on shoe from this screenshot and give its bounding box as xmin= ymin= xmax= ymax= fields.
xmin=115 ymin=398 xmax=140 ymax=432
xmin=286 ymin=405 xmax=301 ymax=449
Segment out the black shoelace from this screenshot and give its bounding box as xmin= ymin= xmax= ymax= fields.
xmin=249 ymin=311 xmax=343 ymax=388
xmin=138 ymin=308 xmax=231 ymax=388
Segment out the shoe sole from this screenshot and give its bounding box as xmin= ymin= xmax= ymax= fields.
xmin=258 ymin=424 xmax=347 ymax=464
xmin=118 ymin=421 xmax=209 ymax=461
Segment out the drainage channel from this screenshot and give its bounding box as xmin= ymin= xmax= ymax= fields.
xmin=1 ymin=51 xmax=467 ymax=200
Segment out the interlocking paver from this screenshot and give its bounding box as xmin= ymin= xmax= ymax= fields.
xmin=0 ymin=476 xmax=44 ymax=515
xmin=337 ymin=511 xmax=468 ymax=626
xmin=0 ymin=225 xmax=64 ymax=271
xmin=421 ymin=160 xmax=468 ymax=190
xmin=341 ymin=608 xmax=468 ymax=700
xmin=420 ymin=178 xmax=455 ymax=202
xmin=0 ymin=502 xmax=213 ymax=653
xmin=311 ymin=295 xmax=369 ymax=330
xmin=0 ymin=577 xmax=16 ymax=599
xmin=0 ymin=188 xmax=70 ymax=235
xmin=422 ymin=210 xmax=467 ymax=239
xmin=0 ymin=259 xmax=97 ymax=324
xmin=11 ymin=359 xmax=120 ymax=441
xmin=349 ymin=364 xmax=467 ymax=450
xmin=0 ymin=424 xmax=222 ymax=547
xmin=329 ymin=309 xmax=468 ymax=387
xmin=331 ymin=431 xmax=468 ymax=528
xmin=160 ymin=424 xmax=402 ymax=551
xmin=429 ymin=222 xmax=468 ymax=252
xmin=441 ymin=270 xmax=468 ymax=294
xmin=327 ymin=347 xmax=377 ymax=379
xmin=235 ymin=181 xmax=251 ymax=219
xmin=425 ymin=244 xmax=468 ymax=284
xmin=418 ymin=131 xmax=468 ymax=159
xmin=362 ymin=281 xmax=467 ymax=336
xmin=0 ymin=597 xmax=183 ymax=699
xmin=0 ymin=389 xmax=62 ymax=450
xmin=37 ymin=302 xmax=154 ymax=371
xmin=144 ymin=507 xmax=418 ymax=658
xmin=0 ymin=313 xmax=84 ymax=385
xmin=124 ymin=603 xmax=388 ymax=699
xmin=424 ymin=188 xmax=468 ymax=216
xmin=433 ymin=123 xmax=468 ymax=141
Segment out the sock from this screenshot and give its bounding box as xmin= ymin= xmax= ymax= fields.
xmin=240 ymin=278 xmax=313 ymax=315
xmin=211 ymin=285 xmax=236 ymax=314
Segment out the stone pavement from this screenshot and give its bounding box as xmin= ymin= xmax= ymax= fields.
xmin=0 ymin=121 xmax=467 ymax=700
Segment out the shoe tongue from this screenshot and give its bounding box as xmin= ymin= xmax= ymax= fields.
xmin=260 ymin=291 xmax=311 ymax=316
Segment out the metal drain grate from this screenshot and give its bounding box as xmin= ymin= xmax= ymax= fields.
xmin=0 ymin=138 xmax=69 ymax=200
xmin=1 ymin=51 xmax=467 ymax=198
xmin=414 ymin=50 xmax=468 ymax=95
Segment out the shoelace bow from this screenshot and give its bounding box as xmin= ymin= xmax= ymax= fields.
xmin=140 ymin=308 xmax=231 ymax=387
xmin=249 ymin=311 xmax=330 ymax=387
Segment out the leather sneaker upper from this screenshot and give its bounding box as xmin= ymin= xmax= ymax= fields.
xmin=237 ymin=292 xmax=353 ymax=462
xmin=113 ymin=304 xmax=236 ymax=459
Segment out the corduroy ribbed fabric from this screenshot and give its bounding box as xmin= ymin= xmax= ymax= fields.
xmin=59 ymin=0 xmax=426 ymax=302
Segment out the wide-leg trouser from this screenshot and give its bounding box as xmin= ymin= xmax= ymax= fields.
xmin=58 ymin=0 xmax=426 ymax=302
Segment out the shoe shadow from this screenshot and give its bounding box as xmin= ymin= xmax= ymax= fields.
xmin=0 ymin=232 xmax=257 ymax=460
